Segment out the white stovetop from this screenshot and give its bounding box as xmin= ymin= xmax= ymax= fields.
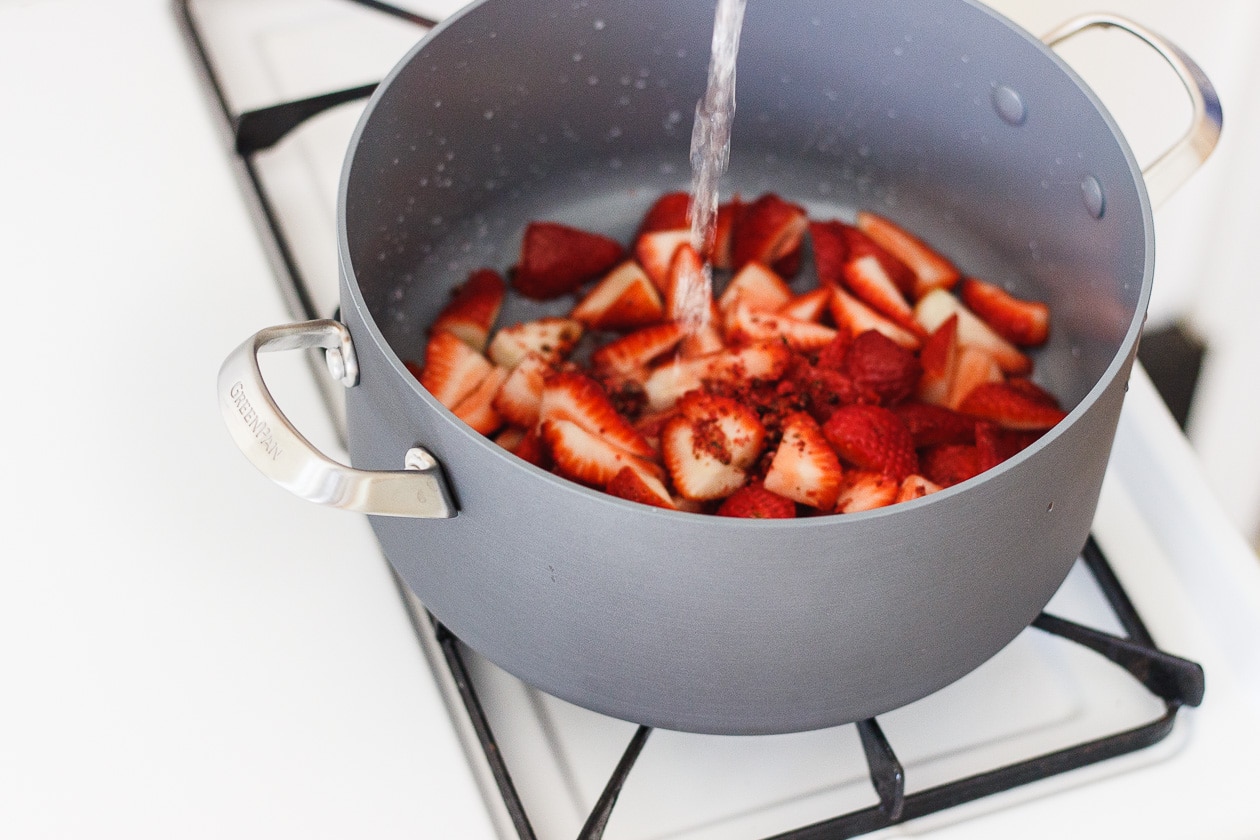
xmin=2 ymin=1 xmax=1259 ymax=839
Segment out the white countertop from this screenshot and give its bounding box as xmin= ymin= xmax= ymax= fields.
xmin=0 ymin=1 xmax=493 ymax=836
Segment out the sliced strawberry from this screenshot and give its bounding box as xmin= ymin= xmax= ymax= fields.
xmin=486 ymin=317 xmax=583 ymax=369
xmin=539 ymin=371 xmax=656 ymax=459
xmin=834 ymin=469 xmax=900 ymax=514
xmin=959 ymin=278 xmax=1050 ymax=346
xmin=892 ymin=401 xmax=976 ymax=447
xmin=957 ymin=381 xmax=1068 ymax=431
xmin=917 ymin=313 xmax=959 ymax=405
xmin=570 ymin=261 xmax=663 ymax=331
xmin=946 ymin=345 xmax=1004 ymax=410
xmin=634 ymin=228 xmax=693 ymax=294
xmin=414 ymin=330 xmax=495 ymax=409
xmin=590 ymin=322 xmax=687 ymax=381
xmin=542 ymin=419 xmax=664 ymax=488
xmin=842 ymin=253 xmax=918 ymax=332
xmin=763 ymin=412 xmax=844 ymax=510
xmin=841 ymin=224 xmax=916 ymax=297
xmin=842 ymin=329 xmax=922 ymax=406
xmin=708 ymin=197 xmax=745 ymax=269
xmin=726 ymin=301 xmax=838 ymax=352
xmin=606 ymin=465 xmax=677 ymax=509
xmin=717 ymin=261 xmax=794 ymax=313
xmin=856 ymin=211 xmax=960 ymax=299
xmin=665 ymin=243 xmax=716 ymax=329
xmin=512 ymin=221 xmax=625 ymax=300
xmin=896 ymin=474 xmax=943 ymax=504
xmin=914 ymin=288 xmax=1031 ymax=375
xmin=493 ymin=425 xmax=546 ymax=467
xmin=491 ymin=351 xmax=550 ymax=427
xmin=920 ymin=443 xmax=982 ymax=487
xmin=680 ymin=321 xmax=727 ymax=359
xmin=642 ymin=340 xmax=794 ymax=411
xmin=730 ymin=193 xmax=808 ymax=274
xmin=716 ymin=483 xmax=797 ymax=518
xmin=778 ymin=287 xmax=831 ymax=323
xmin=809 ymin=220 xmax=850 ymax=289
xmin=637 ymin=191 xmax=691 ymax=236
xmin=662 ymin=393 xmax=766 ymax=500
xmin=829 ymin=287 xmax=921 ymax=350
xmin=432 ymin=268 xmax=506 ymax=350
xmin=821 ymin=403 xmax=918 ymax=481
xmin=452 ymin=365 xmax=508 ymax=435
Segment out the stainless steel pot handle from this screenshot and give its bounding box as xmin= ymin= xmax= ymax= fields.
xmin=1042 ymin=14 xmax=1222 ymax=208
xmin=218 ymin=319 xmax=456 ymax=518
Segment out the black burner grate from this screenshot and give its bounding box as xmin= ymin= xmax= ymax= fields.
xmin=174 ymin=4 xmax=1205 ymax=836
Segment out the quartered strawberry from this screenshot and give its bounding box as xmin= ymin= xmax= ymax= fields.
xmin=637 ymin=191 xmax=691 ymax=236
xmin=590 ymin=322 xmax=687 ymax=381
xmin=920 ymin=443 xmax=982 ymax=487
xmin=1005 ymin=377 xmax=1063 ymax=407
xmin=664 ymin=242 xmax=716 ymax=328
xmin=834 ymin=469 xmax=900 ymax=514
xmin=634 ymin=228 xmax=693 ymax=294
xmin=842 ymin=253 xmax=917 ymax=331
xmin=491 ymin=351 xmax=551 ymax=427
xmin=946 ymin=345 xmax=1005 ymax=410
xmin=896 ymin=474 xmax=943 ymax=504
xmin=538 ymin=371 xmax=657 ymax=459
xmin=892 ymin=401 xmax=976 ymax=447
xmin=808 ymin=219 xmax=850 ymax=289
xmin=432 ymin=268 xmax=506 ymax=351
xmin=452 ymin=365 xmax=508 ymax=435
xmin=730 ymin=193 xmax=809 ymax=275
xmin=493 ymin=425 xmax=546 ymax=467
xmin=541 ymin=419 xmax=664 ymax=488
xmin=841 ymin=224 xmax=916 ymax=297
xmin=663 ymin=392 xmax=766 ymax=500
xmin=842 ymin=329 xmax=922 ymax=406
xmin=917 ymin=313 xmax=959 ymax=405
xmin=763 ymin=412 xmax=844 ymax=509
xmin=717 ymin=261 xmax=794 ymax=313
xmin=829 ymin=287 xmax=921 ymax=351
xmin=975 ymin=421 xmax=1043 ymax=471
xmin=414 ymin=329 xmax=495 ymax=409
xmin=914 ymin=288 xmax=1031 ymax=375
xmin=959 ymin=278 xmax=1050 ymax=346
xmin=606 ymin=465 xmax=677 ymax=509
xmin=486 ymin=317 xmax=583 ymax=369
xmin=570 ymin=261 xmax=663 ymax=331
xmin=856 ymin=211 xmax=960 ymax=299
xmin=822 ymin=403 xmax=919 ymax=481
xmin=785 ymin=362 xmax=860 ymax=423
xmin=725 ymin=302 xmax=838 ymax=352
xmin=778 ymin=287 xmax=832 ymax=323
xmin=512 ymin=221 xmax=625 ymax=300
xmin=708 ymin=197 xmax=745 ymax=269
xmin=957 ymin=381 xmax=1068 ymax=431
xmin=716 ymin=483 xmax=797 ymax=518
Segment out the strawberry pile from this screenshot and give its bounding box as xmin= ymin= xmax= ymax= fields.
xmin=410 ymin=192 xmax=1066 ymax=518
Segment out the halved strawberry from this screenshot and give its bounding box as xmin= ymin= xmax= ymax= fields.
xmin=512 ymin=221 xmax=625 ymax=300
xmin=717 ymin=261 xmax=794 ymax=313
xmin=637 ymin=191 xmax=691 ymax=236
xmin=606 ymin=465 xmax=677 ymax=509
xmin=834 ymin=469 xmax=900 ymax=514
xmin=896 ymin=474 xmax=943 ymax=504
xmin=959 ymin=278 xmax=1050 ymax=347
xmin=917 ymin=313 xmax=959 ymax=405
xmin=842 ymin=329 xmax=922 ymax=406
xmin=542 ymin=419 xmax=664 ymax=488
xmin=491 ymin=352 xmax=550 ymax=427
xmin=821 ymin=403 xmax=919 ymax=481
xmin=452 ymin=365 xmax=508 ymax=435
xmin=538 ymin=371 xmax=656 ymax=459
xmin=570 ymin=261 xmax=664 ymax=331
xmin=778 ymin=287 xmax=832 ymax=323
xmin=432 ymin=268 xmax=506 ymax=350
xmin=414 ymin=330 xmax=495 ymax=409
xmin=829 ymin=287 xmax=921 ymax=350
xmin=662 ymin=393 xmax=766 ymax=500
xmin=486 ymin=317 xmax=583 ymax=369
xmin=892 ymin=401 xmax=976 ymax=447
xmin=842 ymin=253 xmax=918 ymax=332
xmin=919 ymin=443 xmax=982 ymax=488
xmin=634 ymin=228 xmax=693 ymax=294
xmin=957 ymin=381 xmax=1068 ymax=431
xmin=914 ymin=288 xmax=1031 ymax=375
xmin=716 ymin=483 xmax=797 ymax=518
xmin=590 ymin=322 xmax=687 ymax=381
xmin=726 ymin=301 xmax=838 ymax=352
xmin=856 ymin=211 xmax=960 ymax=299
xmin=763 ymin=412 xmax=844 ymax=510
xmin=809 ymin=220 xmax=850 ymax=289
xmin=730 ymin=193 xmax=808 ymax=274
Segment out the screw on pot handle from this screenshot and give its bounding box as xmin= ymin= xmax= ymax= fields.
xmin=218 ymin=319 xmax=456 ymax=518
xmin=1042 ymin=14 xmax=1222 ymax=208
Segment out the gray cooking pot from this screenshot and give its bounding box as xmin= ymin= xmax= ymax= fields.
xmin=218 ymin=0 xmax=1219 ymax=734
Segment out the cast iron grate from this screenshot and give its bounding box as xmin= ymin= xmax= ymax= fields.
xmin=173 ymin=4 xmax=1205 ymax=836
